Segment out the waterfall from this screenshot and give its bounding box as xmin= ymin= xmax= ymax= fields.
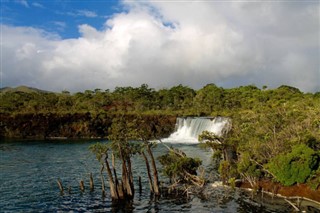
xmin=163 ymin=117 xmax=231 ymax=143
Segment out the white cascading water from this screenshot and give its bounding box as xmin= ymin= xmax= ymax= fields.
xmin=163 ymin=117 xmax=231 ymax=144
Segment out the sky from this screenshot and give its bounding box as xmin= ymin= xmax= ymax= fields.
xmin=1 ymin=0 xmax=319 ymax=92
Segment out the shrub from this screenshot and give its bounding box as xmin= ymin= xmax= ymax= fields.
xmin=267 ymin=144 xmax=319 ymax=186
xmin=158 ymin=149 xmax=202 ymax=184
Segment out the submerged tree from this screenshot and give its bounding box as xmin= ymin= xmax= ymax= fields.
xmin=107 ymin=115 xmax=138 ymax=199
xmin=134 ymin=141 xmax=160 ymax=195
xmin=89 ymin=116 xmax=138 ymax=200
xmin=198 ymin=131 xmax=235 ymax=162
xmin=158 ymin=146 xmax=204 ymax=187
xmin=89 ymin=142 xmax=117 ymax=198
xmin=135 ymin=118 xmax=162 ymax=195
xmin=89 ymin=115 xmax=162 ymax=199
xmin=198 ymin=120 xmax=237 ymax=185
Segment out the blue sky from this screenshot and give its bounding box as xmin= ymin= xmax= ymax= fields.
xmin=1 ymin=0 xmax=121 ymax=38
xmin=1 ymin=0 xmax=319 ymax=92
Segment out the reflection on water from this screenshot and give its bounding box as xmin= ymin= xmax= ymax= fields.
xmin=0 ymin=140 xmax=319 ymax=212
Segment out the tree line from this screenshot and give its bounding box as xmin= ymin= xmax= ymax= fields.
xmin=1 ymin=84 xmax=319 ymax=116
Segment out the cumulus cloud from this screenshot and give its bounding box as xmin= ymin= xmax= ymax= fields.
xmin=1 ymin=1 xmax=319 ymax=92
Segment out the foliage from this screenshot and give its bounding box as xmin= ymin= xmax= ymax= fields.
xmin=267 ymin=144 xmax=320 ymax=186
xmin=198 ymin=131 xmax=224 ymax=150
xmin=198 ymin=129 xmax=238 ymax=183
xmin=89 ymin=142 xmax=109 ymax=163
xmin=193 ymin=84 xmax=224 ymax=115
xmin=236 ymin=151 xmax=263 ymax=187
xmin=218 ymin=160 xmax=230 ymax=183
xmin=307 ymin=168 xmax=320 ymax=190
xmin=158 ymin=149 xmax=202 ymax=184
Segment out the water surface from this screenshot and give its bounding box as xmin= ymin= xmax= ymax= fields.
xmin=0 ymin=140 xmax=315 ymax=212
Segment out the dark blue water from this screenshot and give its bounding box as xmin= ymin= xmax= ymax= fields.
xmin=0 ymin=140 xmax=317 ymax=212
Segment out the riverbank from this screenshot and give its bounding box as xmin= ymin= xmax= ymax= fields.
xmin=239 ymin=180 xmax=320 ymax=203
xmin=0 ymin=113 xmax=176 ymax=139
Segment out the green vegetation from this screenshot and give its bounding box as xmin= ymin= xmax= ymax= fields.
xmin=89 ymin=116 xmax=160 ymax=200
xmin=158 ymin=148 xmax=204 ymax=186
xmin=1 ymin=83 xmax=319 ymax=190
xmin=267 ymin=144 xmax=319 ymax=186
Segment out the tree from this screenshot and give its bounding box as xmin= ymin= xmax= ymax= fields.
xmin=133 ymin=117 xmax=162 ymax=195
xmin=89 ymin=116 xmax=138 ymax=200
xmin=157 ymin=84 xmax=195 ymax=112
xmin=193 ymin=84 xmax=224 ymax=115
xmin=89 ymin=115 xmax=163 ymax=199
xmin=158 ymin=148 xmax=204 ymax=187
xmin=267 ymin=144 xmax=320 ymax=186
xmin=89 ymin=143 xmax=118 ymax=198
xmin=198 ymin=127 xmax=237 ymax=184
xmin=198 ymin=130 xmax=235 ymax=162
xmin=107 ymin=116 xmax=138 ymax=199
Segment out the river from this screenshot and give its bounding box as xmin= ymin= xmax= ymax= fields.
xmin=0 ymin=139 xmax=314 ymax=212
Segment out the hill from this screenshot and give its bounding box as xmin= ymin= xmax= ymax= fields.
xmin=0 ymin=86 xmax=51 ymax=93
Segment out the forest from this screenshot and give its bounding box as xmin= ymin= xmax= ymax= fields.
xmin=1 ymin=84 xmax=320 ymax=200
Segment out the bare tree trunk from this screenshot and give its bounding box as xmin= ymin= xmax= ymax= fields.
xmin=138 ymin=176 xmax=142 ymax=194
xmin=146 ymin=144 xmax=160 ymax=195
xmin=121 ymin=157 xmax=133 ymax=198
xmin=100 ymin=165 xmax=106 ymax=197
xmin=89 ymin=173 xmax=94 ymax=192
xmin=57 ymin=178 xmax=64 ymax=194
xmin=117 ymin=180 xmax=124 ymax=199
xmin=127 ymin=157 xmax=135 ymax=197
xmin=79 ymin=180 xmax=85 ymax=192
xmin=118 ymin=144 xmax=133 ymax=199
xmin=105 ymin=158 xmax=119 ymax=200
xmin=142 ymin=151 xmax=154 ymax=193
xmin=223 ymin=148 xmax=227 ymax=161
xmin=184 ymin=171 xmax=205 ymax=187
xmin=112 ymin=153 xmax=120 ymax=196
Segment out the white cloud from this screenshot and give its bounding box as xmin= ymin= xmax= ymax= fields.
xmin=1 ymin=1 xmax=319 ymax=92
xmin=53 ymin=21 xmax=66 ymax=28
xmin=77 ymin=10 xmax=98 ymax=18
xmin=65 ymin=10 xmax=98 ymax=18
xmin=32 ymin=2 xmax=44 ymax=9
xmin=15 ymin=0 xmax=29 ymax=8
xmin=53 ymin=21 xmax=67 ymax=31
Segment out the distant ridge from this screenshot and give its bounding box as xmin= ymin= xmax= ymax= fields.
xmin=0 ymin=85 xmax=51 ymax=93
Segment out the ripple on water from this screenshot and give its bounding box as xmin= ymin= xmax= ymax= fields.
xmin=1 ymin=140 xmax=312 ymax=213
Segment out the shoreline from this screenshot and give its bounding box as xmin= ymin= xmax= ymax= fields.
xmin=240 ymin=187 xmax=320 ymax=211
xmin=239 ymin=180 xmax=320 ymax=203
